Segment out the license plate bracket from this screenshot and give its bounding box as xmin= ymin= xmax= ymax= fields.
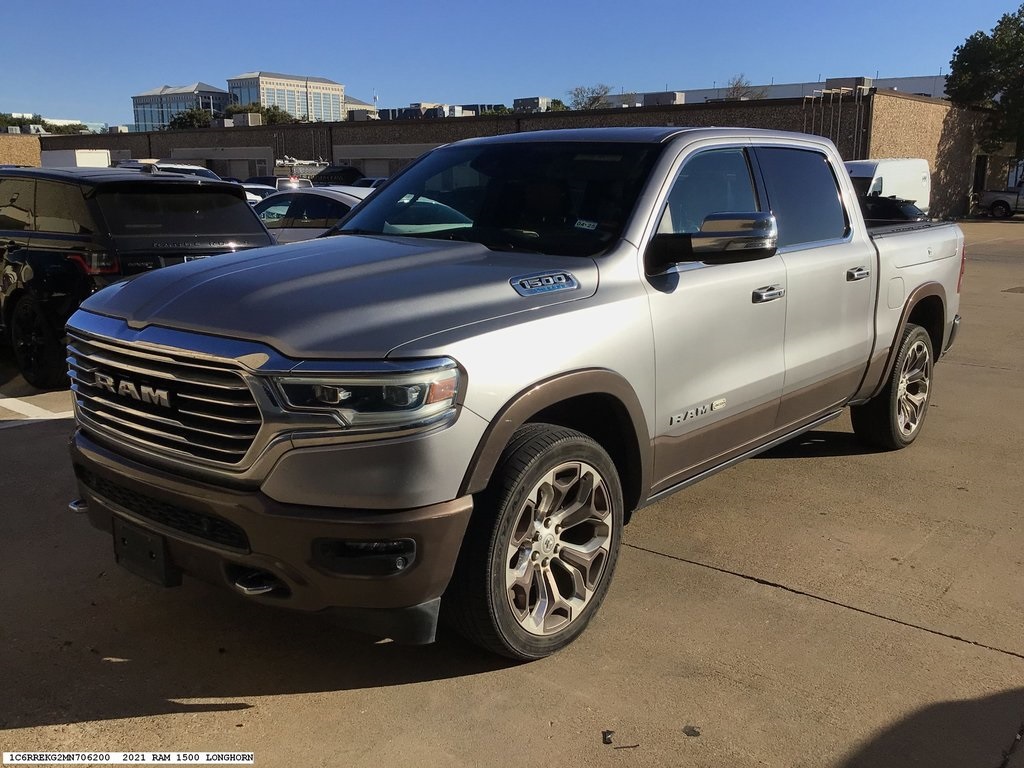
xmin=113 ymin=517 xmax=182 ymax=587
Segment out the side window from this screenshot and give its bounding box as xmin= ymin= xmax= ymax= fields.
xmin=754 ymin=147 xmax=849 ymax=247
xmin=34 ymin=181 xmax=95 ymax=235
xmin=288 ymin=195 xmax=351 ymax=228
xmin=0 ymin=178 xmax=36 ymax=232
xmin=256 ymin=195 xmax=294 ymax=229
xmin=658 ymin=148 xmax=758 ymax=235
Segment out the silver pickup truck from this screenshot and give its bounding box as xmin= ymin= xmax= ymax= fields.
xmin=66 ymin=128 xmax=964 ymax=659
xmin=978 ymin=182 xmax=1024 ymax=218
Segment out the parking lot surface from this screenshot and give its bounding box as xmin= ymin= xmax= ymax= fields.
xmin=1 ymin=220 xmax=1022 ymax=766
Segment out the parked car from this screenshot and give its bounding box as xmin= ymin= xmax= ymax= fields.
xmin=244 ymin=176 xmax=314 ymax=191
xmin=976 ymin=181 xmax=1024 ymax=219
xmin=241 ymin=183 xmax=278 ymax=205
xmin=117 ymin=160 xmax=222 ymax=181
xmin=859 ymin=196 xmax=928 ymax=228
xmin=311 ymin=164 xmax=364 ymax=186
xmin=65 ymin=128 xmax=964 ymax=659
xmin=0 ymin=167 xmax=273 ymax=388
xmin=254 ymin=187 xmax=365 ymax=242
xmin=845 ymin=158 xmax=931 ymax=213
xmin=349 ymin=177 xmax=387 ymax=188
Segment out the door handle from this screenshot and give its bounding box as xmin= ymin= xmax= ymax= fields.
xmin=752 ymin=285 xmax=786 ymax=303
xmin=846 ymin=266 xmax=870 ymax=281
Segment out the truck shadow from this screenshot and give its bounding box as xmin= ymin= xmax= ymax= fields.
xmin=0 ymin=420 xmax=515 ymax=731
xmin=835 ymin=687 xmax=1024 ymax=768
xmin=757 ymin=429 xmax=874 ymax=459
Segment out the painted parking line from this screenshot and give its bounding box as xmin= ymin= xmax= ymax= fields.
xmin=0 ymin=396 xmax=73 ymax=420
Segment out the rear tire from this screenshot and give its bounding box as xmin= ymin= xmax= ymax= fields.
xmin=445 ymin=424 xmax=623 ymax=660
xmin=990 ymin=201 xmax=1011 ymax=219
xmin=851 ymin=323 xmax=933 ymax=450
xmin=10 ymin=295 xmax=68 ymax=390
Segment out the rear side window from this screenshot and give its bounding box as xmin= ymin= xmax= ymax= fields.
xmin=35 ymin=181 xmax=96 ymax=235
xmin=0 ymin=178 xmax=35 ymax=232
xmin=95 ymin=185 xmax=266 ymax=235
xmin=754 ymin=147 xmax=849 ymax=247
xmin=287 ymin=195 xmax=351 ymax=228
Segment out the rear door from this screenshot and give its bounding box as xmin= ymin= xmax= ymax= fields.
xmin=752 ymin=145 xmax=876 ymax=427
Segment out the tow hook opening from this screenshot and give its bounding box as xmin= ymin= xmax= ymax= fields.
xmin=226 ymin=565 xmax=291 ymax=598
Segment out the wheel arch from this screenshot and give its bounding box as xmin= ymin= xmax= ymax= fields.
xmin=865 ymin=283 xmax=946 ymax=401
xmin=460 ymin=369 xmax=651 ymax=519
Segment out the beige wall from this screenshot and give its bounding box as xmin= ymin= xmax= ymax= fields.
xmin=0 ymin=135 xmax=41 ymax=166
xmin=867 ymin=91 xmax=1003 ymax=217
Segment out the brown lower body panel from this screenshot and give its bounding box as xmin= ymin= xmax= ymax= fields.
xmin=69 ymin=429 xmax=472 ymax=641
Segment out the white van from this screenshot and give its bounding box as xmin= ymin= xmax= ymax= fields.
xmin=844 ymin=158 xmax=931 ymax=213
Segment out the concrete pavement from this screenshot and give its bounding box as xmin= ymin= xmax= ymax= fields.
xmin=0 ymin=220 xmax=1022 ymax=766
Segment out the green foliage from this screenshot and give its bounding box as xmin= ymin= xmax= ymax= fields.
xmin=0 ymin=112 xmax=88 ymax=134
xmin=222 ymin=103 xmax=298 ymax=125
xmin=480 ymin=105 xmax=511 ymax=115
xmin=547 ymin=99 xmax=568 ymax=112
xmin=167 ymin=107 xmax=212 ymax=130
xmin=948 ymin=3 xmax=1024 ymax=154
xmin=568 ymin=84 xmax=612 ymax=110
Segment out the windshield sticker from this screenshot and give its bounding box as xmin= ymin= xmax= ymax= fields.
xmin=575 ymin=219 xmax=598 ymax=231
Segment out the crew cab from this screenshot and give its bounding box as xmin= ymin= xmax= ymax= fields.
xmin=65 ymin=128 xmax=965 ymax=659
xmin=977 ymin=181 xmax=1024 ymax=219
xmin=0 ymin=168 xmax=273 ymax=387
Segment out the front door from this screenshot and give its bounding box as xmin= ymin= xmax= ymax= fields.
xmin=644 ymin=146 xmax=787 ymax=494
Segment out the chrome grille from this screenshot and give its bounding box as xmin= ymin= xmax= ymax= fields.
xmin=67 ymin=331 xmax=262 ymax=466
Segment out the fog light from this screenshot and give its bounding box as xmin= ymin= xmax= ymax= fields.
xmin=312 ymin=538 xmax=416 ymax=576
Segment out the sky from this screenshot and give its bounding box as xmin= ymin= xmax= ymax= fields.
xmin=0 ymin=0 xmax=1017 ymax=126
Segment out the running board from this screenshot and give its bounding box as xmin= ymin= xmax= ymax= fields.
xmin=644 ymin=409 xmax=844 ymax=507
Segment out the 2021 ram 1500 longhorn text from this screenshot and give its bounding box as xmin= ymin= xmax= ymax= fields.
xmin=66 ymin=128 xmax=964 ymax=659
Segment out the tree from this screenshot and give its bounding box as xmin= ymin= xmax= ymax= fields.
xmin=725 ymin=74 xmax=769 ymax=100
xmin=167 ymin=108 xmax=212 ymax=130
xmin=0 ymin=112 xmax=88 ymax=134
xmin=568 ymin=84 xmax=612 ymax=110
xmin=223 ymin=103 xmax=298 ymax=125
xmin=547 ymin=99 xmax=568 ymax=112
xmin=480 ymin=105 xmax=511 ymax=115
xmin=947 ymin=3 xmax=1024 ymax=154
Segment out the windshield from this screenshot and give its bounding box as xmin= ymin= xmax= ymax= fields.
xmin=96 ymin=185 xmax=268 ymax=236
xmin=331 ymin=141 xmax=665 ymax=257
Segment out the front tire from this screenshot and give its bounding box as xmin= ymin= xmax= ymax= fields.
xmin=851 ymin=323 xmax=933 ymax=450
xmin=990 ymin=201 xmax=1011 ymax=219
xmin=10 ymin=295 xmax=68 ymax=390
xmin=445 ymin=425 xmax=624 ymax=660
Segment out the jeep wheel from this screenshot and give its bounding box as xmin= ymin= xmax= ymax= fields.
xmin=10 ymin=296 xmax=68 ymax=390
xmin=851 ymin=323 xmax=933 ymax=450
xmin=446 ymin=425 xmax=623 ymax=659
xmin=990 ymin=201 xmax=1011 ymax=219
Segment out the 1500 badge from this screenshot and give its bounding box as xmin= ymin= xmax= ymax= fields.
xmin=670 ymin=398 xmax=726 ymax=426
xmin=511 ymin=271 xmax=579 ymax=297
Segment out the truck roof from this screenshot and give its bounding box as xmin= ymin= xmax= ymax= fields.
xmin=0 ymin=166 xmax=235 ymax=188
xmin=452 ymin=126 xmax=838 ymax=146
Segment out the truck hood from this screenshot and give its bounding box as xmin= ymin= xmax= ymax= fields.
xmin=79 ymin=235 xmax=598 ymax=359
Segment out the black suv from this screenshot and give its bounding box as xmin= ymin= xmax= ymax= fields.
xmin=0 ymin=168 xmax=273 ymax=388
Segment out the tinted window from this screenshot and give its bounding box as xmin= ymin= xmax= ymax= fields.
xmin=754 ymin=147 xmax=849 ymax=247
xmin=96 ymin=185 xmax=266 ymax=236
xmin=287 ymin=194 xmax=351 ymax=228
xmin=0 ymin=178 xmax=35 ymax=232
xmin=255 ymin=195 xmax=294 ymax=229
xmin=35 ymin=181 xmax=96 ymax=235
xmin=658 ymin=148 xmax=758 ymax=234
xmin=337 ymin=142 xmax=665 ymax=258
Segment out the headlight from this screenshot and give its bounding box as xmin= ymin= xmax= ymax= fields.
xmin=274 ymin=364 xmax=460 ymax=431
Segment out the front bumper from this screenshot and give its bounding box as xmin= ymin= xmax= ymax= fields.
xmin=69 ymin=428 xmax=473 ymax=643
